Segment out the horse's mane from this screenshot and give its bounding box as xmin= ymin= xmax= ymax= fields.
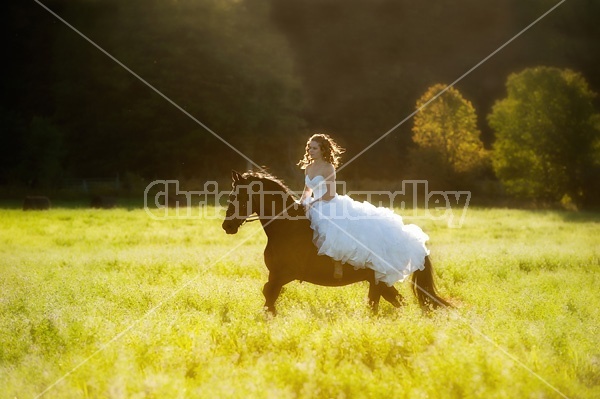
xmin=241 ymin=170 xmax=298 ymax=199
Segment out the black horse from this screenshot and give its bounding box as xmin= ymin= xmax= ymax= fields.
xmin=221 ymin=170 xmax=449 ymax=315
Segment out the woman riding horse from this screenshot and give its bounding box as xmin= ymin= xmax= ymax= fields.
xmin=222 ymin=167 xmax=449 ymax=314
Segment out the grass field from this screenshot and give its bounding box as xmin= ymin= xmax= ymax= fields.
xmin=1 ymin=205 xmax=599 ymax=398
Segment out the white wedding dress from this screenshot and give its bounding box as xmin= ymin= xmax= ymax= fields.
xmin=304 ymin=175 xmax=430 ymax=286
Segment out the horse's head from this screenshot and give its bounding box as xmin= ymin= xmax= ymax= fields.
xmin=222 ymin=170 xmax=256 ymax=234
xmin=222 ymin=170 xmax=304 ymax=234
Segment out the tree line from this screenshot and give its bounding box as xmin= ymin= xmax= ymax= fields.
xmin=411 ymin=68 xmax=599 ymax=208
xmin=2 ymin=0 xmax=599 ymax=206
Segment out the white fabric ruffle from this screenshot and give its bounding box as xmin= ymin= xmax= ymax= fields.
xmin=305 ymin=175 xmax=429 ymax=286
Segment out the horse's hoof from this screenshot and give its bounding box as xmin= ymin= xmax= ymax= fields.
xmin=369 ymin=302 xmax=379 ymax=314
xmin=264 ymin=306 xmax=277 ymax=317
xmin=392 ymin=295 xmax=406 ymax=308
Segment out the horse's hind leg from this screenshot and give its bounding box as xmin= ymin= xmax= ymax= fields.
xmin=381 ymin=285 xmax=404 ymax=308
xmin=368 ymin=282 xmax=382 ymax=313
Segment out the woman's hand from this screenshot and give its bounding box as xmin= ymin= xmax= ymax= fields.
xmin=302 ymin=198 xmax=311 ymax=213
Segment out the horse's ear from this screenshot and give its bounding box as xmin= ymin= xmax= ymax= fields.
xmin=231 ymin=170 xmax=242 ymax=182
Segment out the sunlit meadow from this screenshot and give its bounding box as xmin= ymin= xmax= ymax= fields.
xmin=1 ymin=204 xmax=599 ymax=398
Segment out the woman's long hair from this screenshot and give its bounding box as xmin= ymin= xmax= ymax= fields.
xmin=297 ymin=133 xmax=345 ymax=169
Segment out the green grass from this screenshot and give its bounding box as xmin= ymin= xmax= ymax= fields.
xmin=1 ymin=206 xmax=599 ymax=398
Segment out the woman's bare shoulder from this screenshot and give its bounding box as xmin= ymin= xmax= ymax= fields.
xmin=321 ymin=163 xmax=336 ymax=178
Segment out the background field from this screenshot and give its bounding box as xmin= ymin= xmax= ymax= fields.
xmin=1 ymin=205 xmax=599 ymax=398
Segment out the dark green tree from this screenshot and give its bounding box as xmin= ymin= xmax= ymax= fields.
xmin=18 ymin=117 xmax=65 ymax=188
xmin=50 ymin=0 xmax=307 ymax=179
xmin=488 ymin=66 xmax=600 ymax=205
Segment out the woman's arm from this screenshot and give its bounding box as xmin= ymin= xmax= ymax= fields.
xmin=300 ymin=184 xmax=313 ymax=204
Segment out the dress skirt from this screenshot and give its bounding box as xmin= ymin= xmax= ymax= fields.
xmin=306 ymin=194 xmax=430 ymax=286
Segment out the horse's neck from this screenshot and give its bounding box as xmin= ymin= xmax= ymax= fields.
xmin=260 ymin=215 xmax=308 ymax=242
xmin=257 ymin=192 xmax=296 ymax=236
xmin=260 ymin=216 xmax=286 ymax=236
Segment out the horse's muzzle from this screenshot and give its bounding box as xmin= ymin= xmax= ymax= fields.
xmin=222 ymin=220 xmax=239 ymax=235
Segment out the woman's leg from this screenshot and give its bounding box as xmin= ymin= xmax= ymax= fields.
xmin=334 ymin=260 xmax=343 ymax=279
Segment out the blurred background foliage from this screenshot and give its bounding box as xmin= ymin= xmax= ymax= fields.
xmin=489 ymin=67 xmax=600 ymax=207
xmin=2 ymin=0 xmax=599 ymax=206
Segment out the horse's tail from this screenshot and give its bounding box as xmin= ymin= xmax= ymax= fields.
xmin=411 ymin=256 xmax=451 ymax=310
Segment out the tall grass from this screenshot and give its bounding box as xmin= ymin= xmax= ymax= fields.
xmin=0 ymin=206 xmax=598 ymax=398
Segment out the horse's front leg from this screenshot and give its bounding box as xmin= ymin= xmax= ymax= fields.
xmin=263 ymin=278 xmax=286 ymax=316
